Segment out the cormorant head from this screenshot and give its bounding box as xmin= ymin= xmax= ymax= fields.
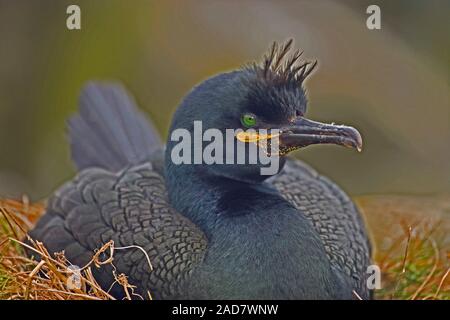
xmin=166 ymin=40 xmax=362 ymax=183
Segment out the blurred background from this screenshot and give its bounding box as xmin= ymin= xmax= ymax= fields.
xmin=0 ymin=0 xmax=449 ymax=200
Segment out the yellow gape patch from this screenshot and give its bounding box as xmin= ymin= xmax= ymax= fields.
xmin=235 ymin=131 xmax=280 ymax=143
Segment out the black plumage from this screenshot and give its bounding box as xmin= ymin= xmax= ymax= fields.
xmin=29 ymin=41 xmax=372 ymax=299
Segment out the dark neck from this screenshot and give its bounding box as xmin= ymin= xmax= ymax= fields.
xmin=164 ymin=161 xmax=308 ymax=240
xmin=165 ymin=163 xmax=271 ymax=233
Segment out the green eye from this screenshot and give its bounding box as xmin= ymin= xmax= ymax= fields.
xmin=241 ymin=113 xmax=256 ymax=128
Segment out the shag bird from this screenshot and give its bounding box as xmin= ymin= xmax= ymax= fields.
xmin=29 ymin=40 xmax=372 ymax=299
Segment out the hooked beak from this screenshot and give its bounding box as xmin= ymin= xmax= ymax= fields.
xmin=279 ymin=117 xmax=363 ymax=154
